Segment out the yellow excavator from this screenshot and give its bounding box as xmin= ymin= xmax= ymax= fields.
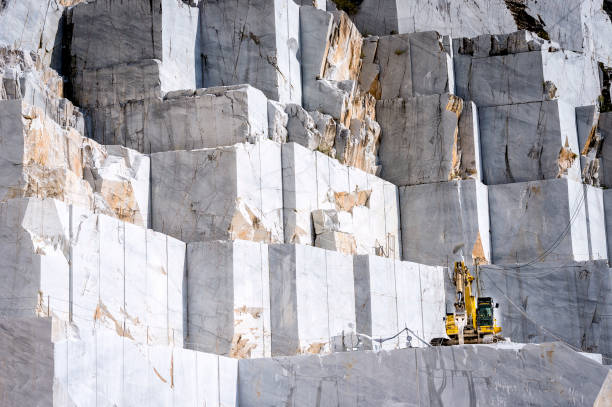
xmin=432 ymin=261 xmax=503 ymax=346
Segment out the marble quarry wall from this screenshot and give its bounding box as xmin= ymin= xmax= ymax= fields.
xmin=1 ymin=0 xmax=612 ymax=405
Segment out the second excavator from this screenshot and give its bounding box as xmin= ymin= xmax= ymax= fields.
xmin=432 ymin=261 xmax=503 ymax=345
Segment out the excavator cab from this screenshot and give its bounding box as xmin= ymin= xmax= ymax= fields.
xmin=476 ymin=297 xmax=494 ymax=326
xmin=476 ymin=297 xmax=502 ymax=339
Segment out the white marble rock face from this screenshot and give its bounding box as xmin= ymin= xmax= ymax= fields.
xmin=0 ymin=100 xmax=150 ymax=227
xmin=0 ymin=0 xmax=66 ymax=66
xmin=186 ymin=240 xmax=271 ymax=359
xmin=0 ymin=317 xmax=238 ymax=407
xmin=0 ymin=197 xmax=185 ymax=346
xmin=281 ymin=142 xmax=401 ymax=259
xmin=488 ymin=178 xmax=606 ymax=264
xmin=268 ymin=244 xmax=356 ymax=356
xmin=151 ymin=140 xmax=283 ymax=244
xmin=199 ymin=0 xmax=301 ymax=104
xmin=0 ymin=47 xmax=84 ymax=132
xmin=399 ymin=179 xmax=491 ymax=267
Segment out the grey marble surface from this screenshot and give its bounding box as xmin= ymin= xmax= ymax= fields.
xmin=70 ymin=0 xmax=200 ymax=93
xmin=477 ymin=260 xmax=612 ymax=360
xmin=399 ymin=179 xmax=491 ymax=267
xmin=186 ymin=240 xmax=271 ymax=358
xmin=488 ymin=179 xmax=607 ymax=264
xmin=151 ymin=140 xmax=283 ymax=244
xmin=478 ymin=100 xmax=581 ymax=184
xmin=238 ymin=341 xmax=609 ymax=406
xmin=199 ymin=0 xmax=301 ymax=104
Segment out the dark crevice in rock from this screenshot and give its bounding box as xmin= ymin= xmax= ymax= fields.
xmin=0 ymin=0 xmax=7 ymax=13
xmin=599 ymin=62 xmax=612 ymax=112
xmin=59 ymin=9 xmax=75 ymax=100
xmin=331 ymin=0 xmax=363 ymax=14
xmin=504 ymin=0 xmax=550 ymax=40
xmin=604 ymin=0 xmax=612 ymax=21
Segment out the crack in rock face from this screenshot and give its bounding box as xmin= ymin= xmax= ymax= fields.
xmin=504 ymin=0 xmax=550 ymax=40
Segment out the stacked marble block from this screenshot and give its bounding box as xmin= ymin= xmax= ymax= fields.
xmin=0 ymin=317 xmax=238 ymax=407
xmin=452 ymin=32 xmax=608 ymax=264
xmin=357 ymin=30 xmax=491 ymax=267
xmin=0 ymin=196 xmax=186 ymax=346
xmin=371 ymin=30 xmax=607 ymax=266
xmin=63 ymin=0 xmax=446 ymax=362
xmin=186 ymin=240 xmax=445 ymax=357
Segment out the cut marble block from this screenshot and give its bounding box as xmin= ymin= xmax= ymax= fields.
xmin=0 ymin=198 xmax=185 ymax=346
xmin=199 ymin=0 xmax=301 ymax=104
xmin=70 ymin=0 xmax=201 ymax=92
xmin=87 ymin=84 xmax=269 ymax=154
xmin=281 ymin=142 xmax=401 ymax=259
xmin=353 ymin=255 xmax=445 ymax=350
xmin=0 ymin=317 xmax=238 ymax=407
xmin=359 ymin=31 xmax=454 ymax=100
xmin=0 ymin=47 xmax=84 ymax=132
xmin=479 ymin=260 xmax=612 ymax=360
xmin=488 ymin=179 xmax=604 ymax=264
xmin=186 ymin=240 xmax=270 ymax=359
xmin=399 ymin=179 xmax=491 ymax=267
xmin=268 ymin=244 xmax=356 ymax=356
xmin=0 ymin=1 xmax=65 ymax=66
xmin=238 ymin=341 xmax=610 ymax=407
xmin=376 ymin=94 xmax=481 ymax=186
xmin=151 ymin=140 xmax=283 ymax=244
xmin=0 ymin=100 xmax=150 ymax=227
xmin=454 ymin=39 xmax=601 ymax=108
xmin=478 ymin=100 xmax=581 ymax=184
